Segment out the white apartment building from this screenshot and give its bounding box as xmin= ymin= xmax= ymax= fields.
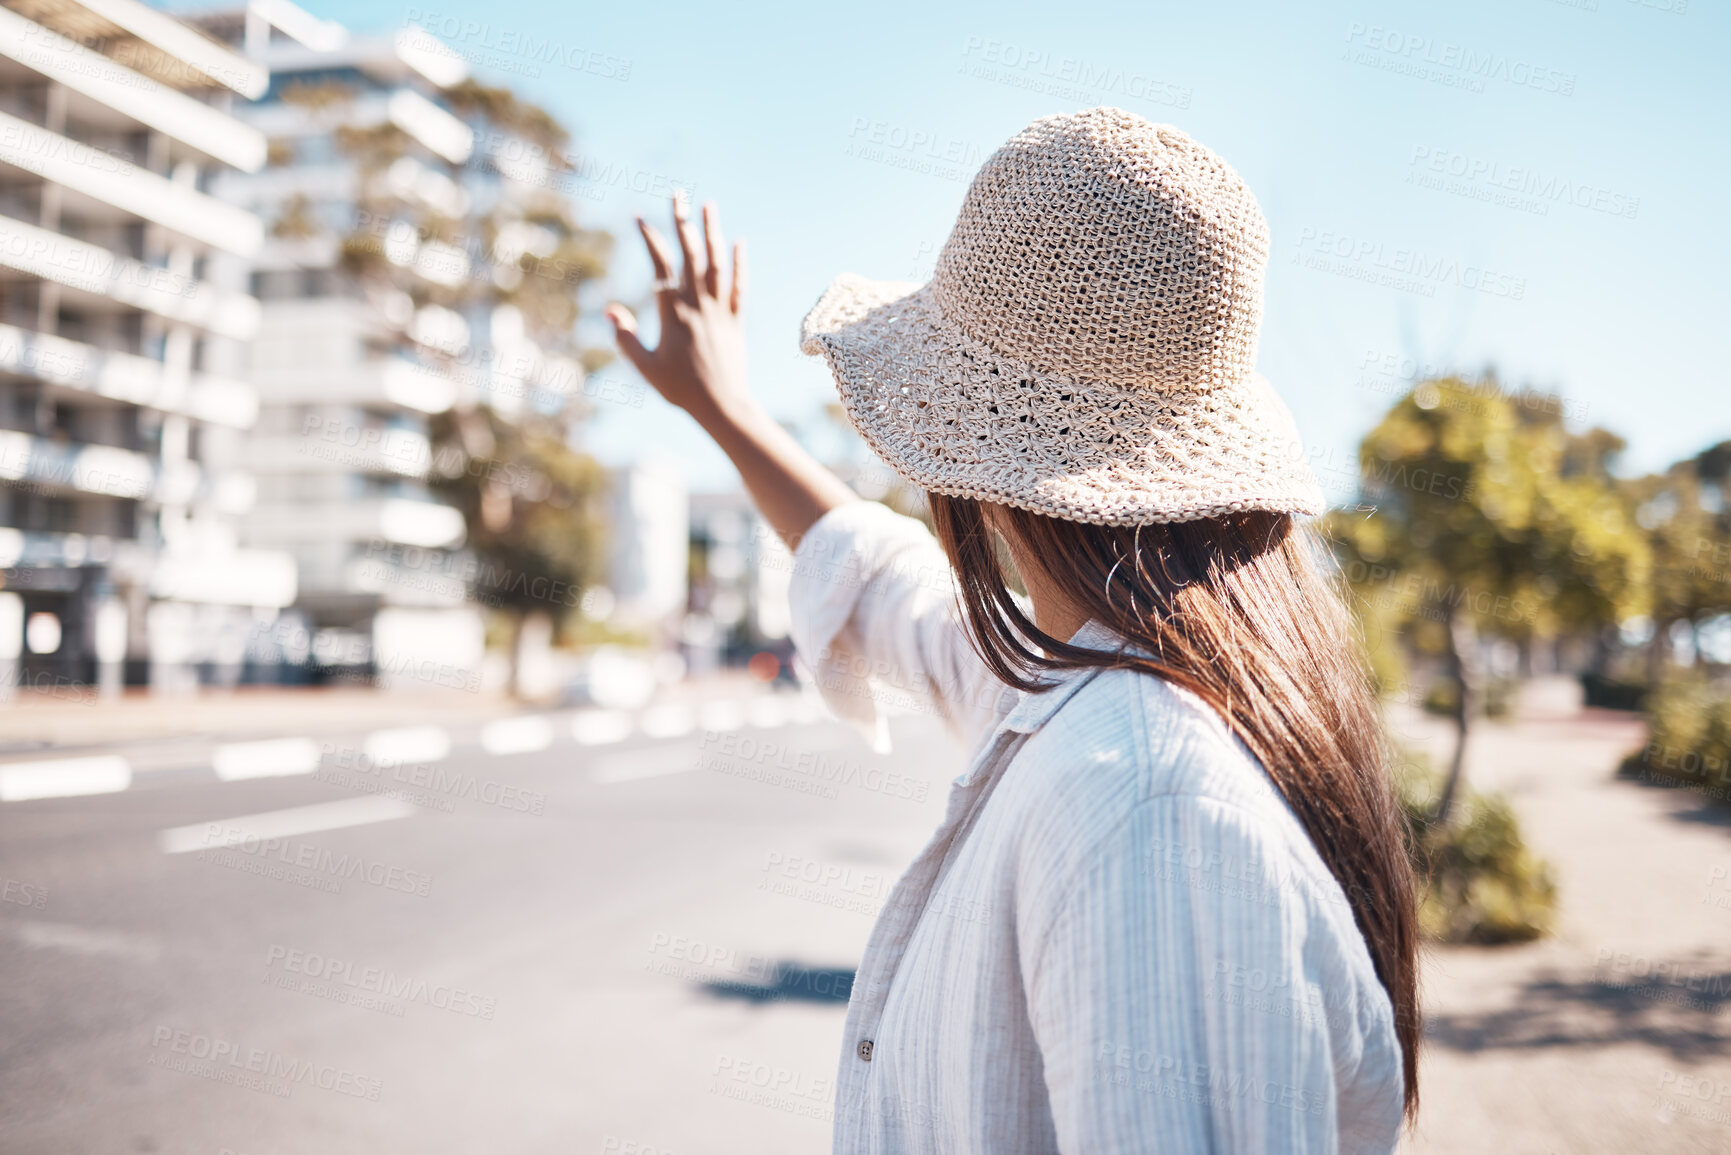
xmin=0 ymin=0 xmax=296 ymax=697
xmin=606 ymin=456 xmax=688 ymax=636
xmin=193 ymin=5 xmax=519 ymax=688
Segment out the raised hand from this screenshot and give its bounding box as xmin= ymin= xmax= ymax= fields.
xmin=604 ymin=191 xmax=855 ymax=549
xmin=606 ymin=192 xmax=749 ymax=424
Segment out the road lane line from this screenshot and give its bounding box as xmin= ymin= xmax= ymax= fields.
xmin=747 ymin=698 xmax=788 ymax=729
xmin=639 ymin=703 xmax=696 ymax=739
xmin=591 ymin=749 xmax=698 ymax=784
xmin=212 ymin=738 xmax=321 ymax=781
xmin=571 ymin=709 xmax=632 ymax=746
xmin=158 ymin=796 xmax=416 ymax=855
xmin=697 ymin=700 xmax=747 ymax=733
xmin=0 ymin=755 xmax=131 ymax=801
xmin=12 ymin=921 xmax=162 ymax=961
xmin=363 ymin=726 xmax=451 ymax=764
xmin=788 ymin=696 xmax=827 ymax=725
xmin=479 ymin=716 xmax=555 ymax=755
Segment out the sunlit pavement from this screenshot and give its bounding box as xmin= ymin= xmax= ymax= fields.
xmin=0 ymin=688 xmax=958 ymax=1154
xmin=1391 ymin=706 xmax=1731 ymax=1155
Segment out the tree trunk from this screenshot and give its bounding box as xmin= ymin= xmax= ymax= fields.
xmin=1433 ymin=606 xmax=1478 ymax=827
xmin=1646 ymin=617 xmax=1672 ymax=687
xmin=504 ymin=609 xmax=525 ymax=700
xmin=513 ymin=610 xmax=554 ymax=702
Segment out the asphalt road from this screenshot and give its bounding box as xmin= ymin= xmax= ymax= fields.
xmin=10 ymin=693 xmax=1719 ymax=1154
xmin=0 ymin=693 xmax=962 ymax=1154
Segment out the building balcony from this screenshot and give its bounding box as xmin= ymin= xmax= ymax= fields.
xmin=37 ymin=0 xmax=270 ymax=99
xmin=0 ymin=524 xmax=135 ymax=569
xmin=0 ymin=5 xmax=266 ymax=173
xmin=384 ymin=89 xmax=473 ymax=165
xmin=240 ymin=89 xmax=473 ymax=166
xmin=149 ymin=546 xmax=297 ymax=608
xmin=249 ymin=350 xmax=459 ymax=414
xmin=212 ymin=164 xmax=359 ymax=214
xmin=0 ymin=109 xmax=265 ymax=257
xmin=246 ymin=428 xmax=432 ymax=480
xmin=0 ymin=322 xmax=258 ymax=428
xmin=0 ymin=213 xmax=261 ymax=339
xmin=247 ymin=496 xmax=465 ymax=549
xmin=0 ymin=428 xmax=155 ymax=499
xmin=0 ymin=429 xmax=255 ymax=514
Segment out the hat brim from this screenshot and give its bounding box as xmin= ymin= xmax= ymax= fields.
xmin=800 ymin=273 xmax=1327 ymax=526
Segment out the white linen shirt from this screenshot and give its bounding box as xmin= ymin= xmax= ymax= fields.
xmin=786 ymin=501 xmax=1405 ymax=1155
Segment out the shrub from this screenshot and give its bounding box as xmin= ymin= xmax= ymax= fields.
xmin=1395 ymin=754 xmax=1558 ymax=944
xmin=1619 ymin=677 xmax=1731 ymax=798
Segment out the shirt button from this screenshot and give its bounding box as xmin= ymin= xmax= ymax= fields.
xmin=856 ymin=1039 xmax=874 ymax=1062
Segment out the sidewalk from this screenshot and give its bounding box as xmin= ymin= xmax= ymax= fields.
xmin=1388 ymin=704 xmax=1731 ymax=1154
xmin=0 ymin=671 xmax=797 ymax=802
xmin=0 ymin=670 xmax=771 ymax=754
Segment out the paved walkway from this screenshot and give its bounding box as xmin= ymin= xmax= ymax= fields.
xmin=0 ymin=672 xmax=771 ymax=751
xmin=1389 ymin=705 xmax=1731 ymax=1154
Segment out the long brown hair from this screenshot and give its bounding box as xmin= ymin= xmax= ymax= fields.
xmin=927 ymin=493 xmax=1421 ymax=1121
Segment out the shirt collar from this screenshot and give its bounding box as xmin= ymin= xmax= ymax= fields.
xmin=999 ymin=618 xmax=1129 ymax=734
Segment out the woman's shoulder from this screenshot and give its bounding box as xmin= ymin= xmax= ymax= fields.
xmin=1020 ymin=663 xmax=1292 ymax=813
xmin=1003 ymin=665 xmax=1349 ymax=911
xmin=1002 ymin=664 xmax=1397 ymax=1016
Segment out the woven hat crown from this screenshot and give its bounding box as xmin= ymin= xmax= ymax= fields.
xmin=799 ymin=107 xmax=1324 ymax=526
xmin=931 ymin=108 xmax=1269 ymax=392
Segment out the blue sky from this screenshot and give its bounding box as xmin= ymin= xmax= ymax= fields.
xmin=182 ymin=0 xmax=1728 ymax=495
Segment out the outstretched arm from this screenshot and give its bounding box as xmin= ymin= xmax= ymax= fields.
xmin=606 ymin=192 xmax=859 ymax=551
xmin=608 ymin=195 xmax=1006 ymax=749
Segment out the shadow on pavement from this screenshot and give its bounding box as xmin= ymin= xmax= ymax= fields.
xmin=1613 ymin=766 xmax=1731 ymax=830
xmin=1662 ymin=799 xmax=1731 ymax=832
xmin=1427 ymin=957 xmax=1731 ymax=1061
xmin=699 ymin=962 xmax=856 ymax=1005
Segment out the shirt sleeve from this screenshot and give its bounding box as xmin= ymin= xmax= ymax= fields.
xmin=785 ymin=500 xmax=1009 ymax=754
xmin=1024 ymin=792 xmax=1364 ymax=1155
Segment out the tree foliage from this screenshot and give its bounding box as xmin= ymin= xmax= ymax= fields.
xmin=1329 ymin=378 xmax=1649 ymax=650
xmin=1621 ymin=440 xmax=1731 ymax=671
xmin=444 ymin=79 xmax=570 ymax=151
xmin=426 ymin=407 xmax=607 ymax=617
xmin=1327 ymin=377 xmax=1651 ymax=821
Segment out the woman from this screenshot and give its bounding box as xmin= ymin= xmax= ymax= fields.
xmin=608 ymin=107 xmax=1418 ymax=1154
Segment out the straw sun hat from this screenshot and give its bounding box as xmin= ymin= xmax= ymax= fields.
xmin=800 ymin=106 xmax=1324 ymax=526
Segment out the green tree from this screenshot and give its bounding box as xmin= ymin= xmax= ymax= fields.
xmin=1328 ymin=378 xmax=1650 ymax=823
xmin=1623 ymin=440 xmax=1731 ymax=679
xmin=426 ymin=408 xmax=608 ymax=695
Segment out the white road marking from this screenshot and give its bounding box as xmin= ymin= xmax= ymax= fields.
xmin=591 ymin=747 xmax=698 ymax=784
xmin=571 ymin=709 xmax=632 ymax=746
xmin=787 ymin=696 xmax=826 ymax=725
xmin=12 ymin=921 xmax=162 ymax=961
xmin=0 ymin=755 xmax=132 ymax=802
xmin=697 ymin=700 xmax=747 ymax=733
xmin=363 ymin=726 xmax=451 ymax=765
xmin=158 ymin=796 xmax=416 ymax=855
xmin=479 ymin=716 xmax=554 ymax=756
xmin=746 ymin=698 xmax=788 ymax=729
xmin=639 ymin=703 xmax=696 ymax=739
xmin=212 ymin=738 xmax=321 ymax=782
